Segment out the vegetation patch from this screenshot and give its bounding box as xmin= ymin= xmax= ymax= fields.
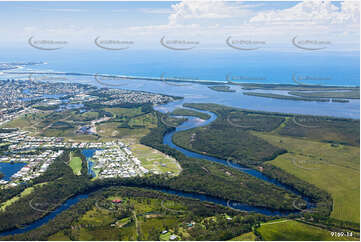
xmin=257 ymin=219 xmax=358 ymax=241
xmin=172 ymin=107 xmax=286 ymax=166
xmin=69 ymin=153 xmax=83 ymax=176
xmin=208 ymin=85 xmax=236 ymax=93
xmin=130 ymin=143 xmax=182 ymax=176
xmin=171 ymin=108 xmax=211 ymax=120
xmin=277 ymin=115 xmax=359 ymax=146
xmin=229 ymin=231 xmax=257 ymax=241
xmin=257 ymin=133 xmax=360 ymax=223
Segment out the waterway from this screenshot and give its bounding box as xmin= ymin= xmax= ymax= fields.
xmin=160 ymin=107 xmax=313 ymax=204
xmin=0 ymin=195 xmax=89 ymax=236
xmin=0 ymin=106 xmax=314 ymax=237
xmin=0 ymin=163 xmax=27 ymax=181
xmin=82 ymin=149 xmax=97 ymax=177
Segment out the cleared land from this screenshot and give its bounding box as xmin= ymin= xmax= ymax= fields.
xmin=51 ymin=195 xmax=186 ymax=241
xmin=104 ymin=107 xmax=143 ymax=118
xmin=48 ymin=231 xmax=71 ymax=241
xmin=129 ymin=143 xmax=182 ymax=176
xmin=2 ymin=106 xmax=157 ymax=143
xmin=0 ymin=182 xmax=47 ymax=211
xmin=69 ymin=153 xmax=82 ymax=176
xmin=96 ymin=121 xmax=150 ymax=142
xmin=0 ymin=187 xmax=34 ymax=211
xmin=257 ymin=219 xmax=358 ymax=241
xmin=229 ymin=232 xmax=257 ymax=241
xmin=256 ymin=132 xmax=360 ymax=223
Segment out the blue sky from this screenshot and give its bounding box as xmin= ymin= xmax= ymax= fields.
xmin=0 ymin=1 xmax=358 ymax=51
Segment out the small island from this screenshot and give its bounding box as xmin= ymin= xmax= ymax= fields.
xmin=243 ymin=92 xmax=330 ymax=102
xmin=208 ymin=85 xmax=236 ymax=92
xmin=288 ymin=90 xmax=359 ymax=99
xmin=170 ymin=108 xmax=211 ymax=120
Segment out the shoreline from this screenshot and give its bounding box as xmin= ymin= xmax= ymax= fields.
xmin=4 ymin=71 xmax=360 ymax=89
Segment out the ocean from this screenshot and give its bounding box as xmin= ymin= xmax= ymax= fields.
xmin=1 ymin=48 xmax=359 ymax=86
xmin=0 ymin=48 xmax=359 ymax=119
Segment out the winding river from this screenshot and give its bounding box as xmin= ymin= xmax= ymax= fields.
xmin=0 ymin=106 xmax=312 ymax=237
xmin=162 ymin=108 xmax=313 ymax=207
xmin=163 ymin=108 xmax=312 ymax=198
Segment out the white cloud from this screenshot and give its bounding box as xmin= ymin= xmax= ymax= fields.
xmin=168 ymin=1 xmax=256 ymax=25
xmin=2 ymin=1 xmax=358 ymax=51
xmin=249 ymin=0 xmax=359 ymax=25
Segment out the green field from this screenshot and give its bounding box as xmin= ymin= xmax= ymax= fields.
xmin=76 ymin=111 xmax=100 ymax=121
xmin=1 ymin=118 xmax=32 ymax=129
xmin=0 ymin=182 xmax=48 ymax=212
xmin=0 ymin=187 xmax=34 ymax=211
xmin=256 ymin=132 xmax=360 ymax=223
xmin=130 ymin=143 xmax=182 ymax=176
xmin=128 ymin=113 xmax=158 ymax=128
xmin=48 ymin=231 xmax=71 ymax=241
xmin=257 ymin=219 xmax=358 ymax=241
xmin=104 ymin=107 xmax=143 ymax=118
xmin=1 ymin=114 xmax=45 ymax=133
xmin=176 ymin=103 xmax=359 ymax=223
xmin=229 ymin=232 xmax=257 ymax=241
xmin=69 ymin=153 xmax=82 ymax=176
xmin=55 ymin=195 xmax=187 ymax=241
xmin=79 ymin=207 xmax=115 ymax=227
xmin=96 ymin=121 xmax=124 ymax=137
xmin=97 ymin=121 xmax=150 ymax=142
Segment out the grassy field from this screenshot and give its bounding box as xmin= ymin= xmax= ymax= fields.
xmin=257 ymin=219 xmax=358 ymax=241
xmin=96 ymin=121 xmax=123 ymax=137
xmin=69 ymin=152 xmax=82 ymax=176
xmin=77 ymin=111 xmax=100 ymax=121
xmin=130 ymin=143 xmax=182 ymax=176
xmin=256 ymin=132 xmax=360 ymax=223
xmin=140 ymin=216 xmax=180 ymax=240
xmin=41 ymin=127 xmax=76 ymax=138
xmin=0 ymin=187 xmax=34 ymax=211
xmin=128 ymin=113 xmax=158 ymax=129
xmin=229 ymin=232 xmax=257 ymax=241
xmin=0 ymin=182 xmax=48 ymax=211
xmin=96 ymin=121 xmax=150 ymax=142
xmin=79 ymin=207 xmax=115 ymax=227
xmin=55 ymin=195 xmax=187 ymax=241
xmin=2 ymin=106 xmax=160 ymax=144
xmin=48 ymin=231 xmax=71 ymax=241
xmin=277 ymin=115 xmax=359 ymax=146
xmin=104 ymin=107 xmax=143 ymax=118
xmin=1 ymin=111 xmax=49 ymax=131
xmin=1 ymin=117 xmax=32 ymax=129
